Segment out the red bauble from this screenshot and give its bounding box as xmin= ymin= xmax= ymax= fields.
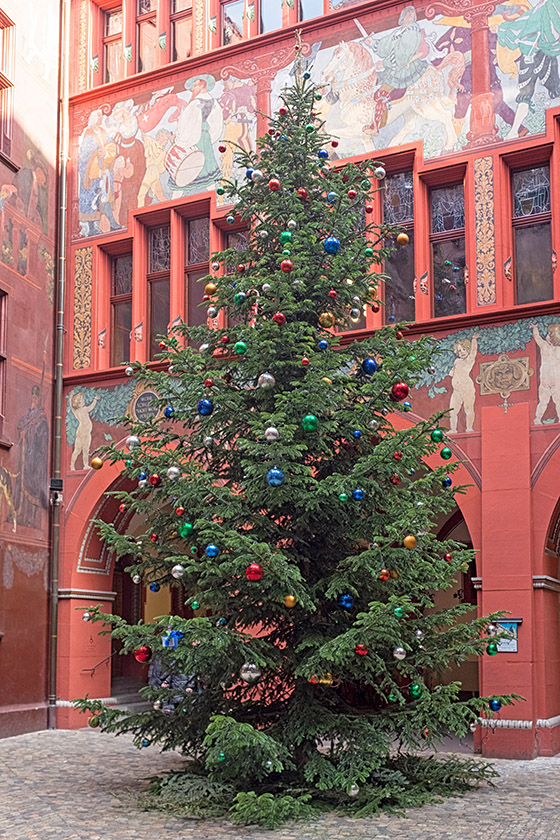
xmin=176 ymin=506 xmax=184 ymax=516
xmin=273 ymin=311 xmax=286 ymax=325
xmin=379 ymin=568 xmax=390 ymax=581
xmin=134 ymin=645 xmax=152 ymax=663
xmin=355 ymin=643 xmax=368 ymax=656
xmin=218 ymin=144 xmax=226 ymax=153
xmin=371 ymin=302 xmax=380 ymax=313
xmin=237 ymin=263 xmax=245 ymax=273
xmin=268 ymin=178 xmax=281 ymax=192
xmin=347 ymin=189 xmax=357 ymax=199
xmin=119 ymin=503 xmax=126 ymax=514
xmin=390 ymin=474 xmax=401 ymax=485
xmin=309 ymin=675 xmax=319 ymax=684
xmin=393 ymin=451 xmax=403 ymax=460
xmin=268 ymin=127 xmax=275 ymax=135
xmin=149 ymin=474 xmax=162 ymax=487
xmin=279 ymin=106 xmax=288 ymax=115
xmin=150 ymin=532 xmax=158 ymax=542
xmin=301 ymin=357 xmax=309 ymax=366
xmin=296 ymin=187 xmax=308 ymax=200
xmin=328 ymin=289 xmax=337 ymax=299
xmin=395 ymin=330 xmax=404 ymax=340
xmin=365 ymin=204 xmax=373 ymax=214
xmin=205 ymin=378 xmax=214 ymax=387
xmin=223 ymin=372 xmax=233 ymax=383
xmin=221 ymin=335 xmax=230 ymax=344
xmin=445 ymin=552 xmax=453 ymax=563
xmin=391 ymin=382 xmax=409 ymax=401
xmin=280 ymin=260 xmax=293 ymax=273
xmin=245 ymin=562 xmax=264 ymax=581
xmin=159 ymin=340 xmax=167 ymax=350
xmin=202 ymin=294 xmax=210 ymax=302
xmin=331 ymin=139 xmax=339 ymax=148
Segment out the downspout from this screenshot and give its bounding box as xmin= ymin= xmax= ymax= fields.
xmin=47 ymin=0 xmax=71 ymax=729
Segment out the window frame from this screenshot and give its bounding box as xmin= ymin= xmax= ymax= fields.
xmin=510 ymin=163 xmax=553 ymax=306
xmin=102 ymin=5 xmax=124 ymax=85
xmin=170 ymin=0 xmax=193 ymax=63
xmin=109 ymin=252 xmax=133 ymax=367
xmin=429 ymin=181 xmax=467 ymax=320
xmin=184 ymin=216 xmax=211 ymax=332
xmin=220 ymin=0 xmax=247 ymax=46
xmin=147 ymin=223 xmax=172 ymax=360
xmin=381 ymin=168 xmax=415 ymax=325
xmin=136 ymin=0 xmax=158 ymax=74
xmin=0 ymin=11 xmax=15 ymax=164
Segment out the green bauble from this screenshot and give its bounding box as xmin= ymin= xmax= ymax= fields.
xmin=190 ymin=545 xmax=198 ymax=554
xmin=388 ymin=693 xmax=397 ymax=703
xmin=302 ymin=413 xmax=318 ymax=431
xmin=339 ymin=492 xmax=348 ymax=502
xmin=180 ymin=522 xmax=194 ymax=537
xmin=394 ymin=607 xmax=404 ymax=618
xmin=364 ymin=247 xmax=374 ymax=258
xmin=282 ymin=249 xmax=291 ymax=256
xmin=234 ymin=341 xmax=248 ymax=355
xmin=361 ymin=178 xmax=370 ymax=189
xmin=217 ymin=186 xmax=225 ymax=196
xmin=219 ymin=751 xmax=226 ymax=761
xmin=431 ymin=429 xmax=444 ymax=443
xmin=440 ymin=446 xmax=452 ymax=460
xmin=280 ymin=231 xmax=292 ymax=244
xmin=305 ymin=123 xmax=315 ymax=133
xmin=234 ymin=292 xmax=246 ymax=304
xmin=315 ymin=93 xmax=322 ymax=100
xmin=125 ymin=459 xmax=133 ymax=468
xmin=409 ymin=683 xmax=422 ymax=698
xmin=486 ymin=642 xmax=498 ymax=656
xmin=192 ymin=600 xmax=200 ymax=610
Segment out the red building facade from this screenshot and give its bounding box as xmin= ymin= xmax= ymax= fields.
xmin=50 ymin=0 xmax=560 ymax=758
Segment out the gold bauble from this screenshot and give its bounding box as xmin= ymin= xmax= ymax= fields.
xmin=390 ymin=570 xmax=399 ymax=579
xmin=396 ymin=232 xmax=409 ymax=247
xmin=318 ymin=673 xmax=334 ymax=686
xmin=322 ymin=377 xmax=333 ymax=385
xmin=403 ymin=535 xmax=417 ymax=550
xmin=205 ymin=281 xmax=218 ymax=295
xmin=90 ymin=456 xmax=104 ymax=470
xmin=284 ymin=594 xmax=297 ymax=608
xmin=318 ymin=311 xmax=335 ymax=328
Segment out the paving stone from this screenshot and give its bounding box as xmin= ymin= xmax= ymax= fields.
xmin=0 ymin=729 xmax=559 ymax=839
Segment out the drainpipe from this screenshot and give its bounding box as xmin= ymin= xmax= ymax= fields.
xmin=47 ymin=0 xmax=71 ymax=730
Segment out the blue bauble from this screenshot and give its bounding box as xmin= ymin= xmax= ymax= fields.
xmin=149 ymin=582 xmax=160 ymax=593
xmin=139 ymin=471 xmax=147 ymax=481
xmin=324 ymin=236 xmax=340 ymax=255
xmin=442 ymin=476 xmax=453 ymax=488
xmin=303 ymin=71 xmax=311 ymax=80
xmin=489 ymin=699 xmax=502 ymax=712
xmin=338 ymin=593 xmax=354 ymax=610
xmin=352 ymin=430 xmax=362 ymax=440
xmin=352 ymin=488 xmax=364 ymax=500
xmin=141 ymin=738 xmax=151 ymax=747
xmin=318 ymin=339 xmax=329 ymax=351
xmin=246 ymin=168 xmax=254 ymax=179
xmin=226 ymin=215 xmax=235 ymax=225
xmin=403 ymin=401 xmax=412 ymax=412
xmin=318 ymin=148 xmax=329 ymax=159
xmin=197 ymin=398 xmax=214 ymax=416
xmin=164 ymin=406 xmax=174 ymax=418
xmin=361 ymin=357 xmax=378 ymax=375
xmin=326 ymin=191 xmax=338 ymax=204
xmin=217 ymin=617 xmax=228 ymax=627
xmin=205 ymin=543 xmax=219 ymax=558
xmin=267 ymin=467 xmax=285 ymax=487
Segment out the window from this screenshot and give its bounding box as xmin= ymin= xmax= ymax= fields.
xmin=222 ymin=0 xmax=244 ymax=45
xmin=148 ymin=225 xmax=171 ymax=359
xmin=383 ymin=171 xmax=415 ymax=324
xmin=512 ymin=165 xmax=553 ymax=305
xmin=430 ymin=184 xmax=466 ymax=318
xmin=0 ymin=11 xmax=15 ymax=158
xmin=298 ymin=0 xmax=324 ymax=20
xmin=185 ymin=217 xmax=210 ymax=328
xmin=171 ymin=0 xmax=192 ymax=62
xmin=260 ymin=1 xmax=282 ymax=33
xmin=137 ymin=0 xmax=157 ymax=74
xmin=103 ymin=7 xmax=124 ymax=84
xmin=110 ymin=254 xmax=133 ymax=367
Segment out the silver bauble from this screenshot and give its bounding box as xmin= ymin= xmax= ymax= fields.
xmin=138 ymin=479 xmax=148 ymax=488
xmin=199 ymin=343 xmax=209 ymax=353
xmin=171 ymin=564 xmax=185 ymax=579
xmin=368 ymin=419 xmax=379 ymax=430
xmin=265 ymin=426 xmax=280 ymax=441
xmin=287 ymin=219 xmax=297 ymax=230
xmin=153 ymin=700 xmax=162 ymax=710
xmin=374 ymin=166 xmax=386 ymax=180
xmin=252 ymin=169 xmax=264 ymax=182
xmin=293 ymin=279 xmax=304 ymax=286
xmin=428 ymin=366 xmax=436 ymax=375
xmin=486 ymin=623 xmax=499 ymax=637
xmin=203 ymin=435 xmax=214 ymax=448
xmin=239 ymin=662 xmax=262 ymax=684
xmin=126 ymin=435 xmax=141 ymax=450
xmin=469 ymin=721 xmax=478 ymax=732
xmin=347 ymin=784 xmax=360 ymax=797
xmin=382 ymin=408 xmax=389 ymax=416
xmin=321 ymin=164 xmax=330 ymax=174
xmin=82 ymin=612 xmax=91 ymax=622
xmin=207 ymin=306 xmax=218 ymax=318
xmin=125 ymin=365 xmax=134 ymax=377
xmin=350 ymin=308 xmax=361 ymax=322
xmin=393 ymin=646 xmax=407 ymax=660
xmin=352 ymin=295 xmax=361 ymax=305
xmin=262 ymin=283 xmax=272 ymax=293
xmin=415 ymin=629 xmax=425 ymax=641
xmin=259 ymin=229 xmax=269 ymax=238
xmin=258 ymin=372 xmax=276 ymax=389
xmin=212 ymin=262 xmax=220 ymax=271
xmin=265 ymin=760 xmax=273 ymax=771
xmin=132 ymin=575 xmax=141 ymax=584
xmin=167 ymin=466 xmax=181 ymax=481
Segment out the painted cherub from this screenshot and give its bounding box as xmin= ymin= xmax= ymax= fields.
xmin=531 ymin=322 xmax=560 ymax=424
xmin=70 ymin=391 xmax=99 ymax=470
xmin=448 ymin=332 xmax=479 ymax=433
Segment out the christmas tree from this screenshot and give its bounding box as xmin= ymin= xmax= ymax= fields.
xmin=78 ymin=64 xmax=515 ymax=828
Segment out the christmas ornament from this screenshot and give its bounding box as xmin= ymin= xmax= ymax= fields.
xmin=287 ymin=219 xmax=297 ymax=230
xmin=442 ymin=476 xmax=452 ymax=488
xmin=328 ymin=289 xmax=337 ymax=299
xmin=379 ymin=568 xmax=390 ymax=580
xmin=489 ymin=699 xmax=502 ymax=712
xmin=365 ymin=204 xmax=373 ymax=213
xmin=141 ymin=738 xmax=151 ymax=747
xmin=138 ymin=471 xmax=147 ymax=481
xmin=219 ymin=751 xmax=226 ymax=761
xmin=355 ymin=643 xmax=368 ymax=656
xmin=403 ymin=401 xmax=412 ymax=412
xmin=368 ymin=418 xmax=379 ymax=430
xmin=338 ymin=594 xmax=353 ymax=610
xmin=265 ymin=426 xmax=280 ymax=441
xmin=393 ymin=451 xmax=403 ymax=460
xmin=326 ymin=191 xmax=338 ymax=204
xmin=273 ymin=311 xmax=286 ymax=325
xmin=91 ymin=457 xmax=103 ymax=470
xmin=403 ymin=535 xmax=417 ymax=549
xmin=163 ymin=406 xmax=174 ymax=419
xmin=284 ymin=595 xmax=296 ymax=608
xmin=191 ymin=600 xmax=200 ymax=610
xmin=134 ymin=645 xmax=152 ymax=663
xmin=132 ymin=575 xmax=141 ymax=585
xmin=347 ymin=783 xmax=360 ymax=797
xmin=119 ymin=503 xmax=126 ymax=513
xmin=197 ymin=398 xmax=214 ymax=416
xmin=318 ymin=148 xmax=329 ymax=159
xmin=391 ymin=382 xmax=409 ymax=401
xmin=278 ymin=106 xmax=287 ymax=115
xmin=390 ymin=474 xmax=401 ymax=485
xmin=234 ymin=292 xmax=246 ymax=304
xmin=305 ymin=123 xmax=314 ymax=133
xmin=82 ymin=612 xmax=91 ymax=622
xmin=280 ymin=231 xmax=292 ymax=244
xmin=246 ymin=562 xmax=264 ymax=581
xmin=339 ymin=492 xmax=348 ymax=502
xmin=396 ymin=330 xmax=404 ymax=339
xmin=88 ymin=716 xmax=100 ymax=728
xmin=396 ymin=232 xmax=409 ymax=246
xmin=302 ymin=413 xmax=318 ymax=431
xmin=258 ymin=372 xmax=276 ymax=389
xmin=394 ymin=607 xmax=404 ymax=618
xmin=410 ymin=683 xmax=422 ymax=698
xmin=441 ymin=447 xmax=453 ymax=460
xmin=149 ymin=474 xmax=162 ymax=487
xmin=268 ymin=178 xmax=281 ymax=191
xmin=252 ymin=169 xmax=264 ymax=182
xmin=280 ymin=259 xmax=293 ymax=273
xmin=206 ymin=544 xmax=219 ymax=558
xmin=331 ymin=139 xmax=338 ymax=147
xmin=234 ymin=341 xmax=248 ymax=354
xmin=301 ymin=356 xmax=309 ymax=366
xmin=364 ymin=246 xmax=374 ymax=257
xmin=216 ymin=186 xmax=225 ymax=196
xmin=180 ymin=522 xmax=194 ymax=538
xmin=149 ymin=532 xmax=158 ymax=543
xmin=167 ymin=466 xmax=180 ymax=481
xmin=371 ymin=301 xmax=380 ymax=312
xmin=415 ymin=629 xmax=425 ymax=641
xmin=318 ymin=339 xmax=329 ymax=351
xmin=319 ymin=311 xmax=335 ymax=328
xmin=297 ymin=187 xmax=308 ymax=200
xmin=393 ymin=646 xmax=406 ymax=660
xmin=240 ymin=663 xmax=262 ymax=684
xmin=431 ymin=429 xmax=444 ymax=443
xmin=347 ymin=188 xmax=357 ymax=199
xmin=175 ymin=506 xmax=184 ymax=516
xmin=352 ymin=488 xmax=364 ymax=500
xmin=217 ymin=617 xmax=227 ymax=626
xmin=267 ymin=467 xmax=285 ymax=486
xmin=204 ymin=378 xmax=214 ymax=387
xmin=149 ymin=582 xmax=160 ymax=593
xmin=374 ymin=166 xmax=386 ymax=180
xmin=246 ymin=168 xmax=254 ymax=179
xmin=362 ymin=357 xmax=378 ymax=375
xmin=324 ymin=236 xmax=340 ymax=254
xmin=226 ymin=215 xmax=235 ymax=225
xmin=444 ymin=552 xmax=453 ymax=562
xmin=486 ymin=642 xmax=498 ymax=656
xmin=205 ymin=281 xmax=217 ymax=295
xmin=125 ymin=365 xmax=134 ymax=377
xmin=218 ymin=144 xmax=226 ymax=153
xmin=350 ymin=308 xmax=361 ymax=322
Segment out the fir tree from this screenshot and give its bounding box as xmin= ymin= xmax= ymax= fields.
xmin=77 ymin=66 xmax=515 ymax=828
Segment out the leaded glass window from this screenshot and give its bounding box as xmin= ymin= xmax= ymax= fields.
xmin=430 ymin=183 xmax=466 ymax=318
xmin=513 ymin=166 xmax=550 ymax=218
xmin=431 ymin=185 xmax=464 ymax=233
xmin=111 ymin=254 xmax=132 ymax=296
xmin=383 ymin=171 xmax=414 ymax=225
xmin=187 ymin=217 xmax=210 ymax=265
xmin=149 ymin=225 xmax=171 ymax=273
xmin=226 ymin=231 xmax=248 ymax=274
xmin=512 ymin=165 xmax=553 ymax=304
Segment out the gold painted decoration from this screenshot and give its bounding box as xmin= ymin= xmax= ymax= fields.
xmin=474 ymin=157 xmax=496 ymax=306
xmin=72 ymin=247 xmax=93 ymax=369
xmin=476 ymin=353 xmax=534 ymax=413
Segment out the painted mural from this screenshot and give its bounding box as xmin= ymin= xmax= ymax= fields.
xmin=8 ymin=385 xmax=50 ymax=530
xmin=65 ymin=381 xmax=136 ymax=470
xmin=76 ymin=73 xmax=257 ymax=237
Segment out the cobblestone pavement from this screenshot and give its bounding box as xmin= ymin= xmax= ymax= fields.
xmin=0 ymin=729 xmax=559 ymax=840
